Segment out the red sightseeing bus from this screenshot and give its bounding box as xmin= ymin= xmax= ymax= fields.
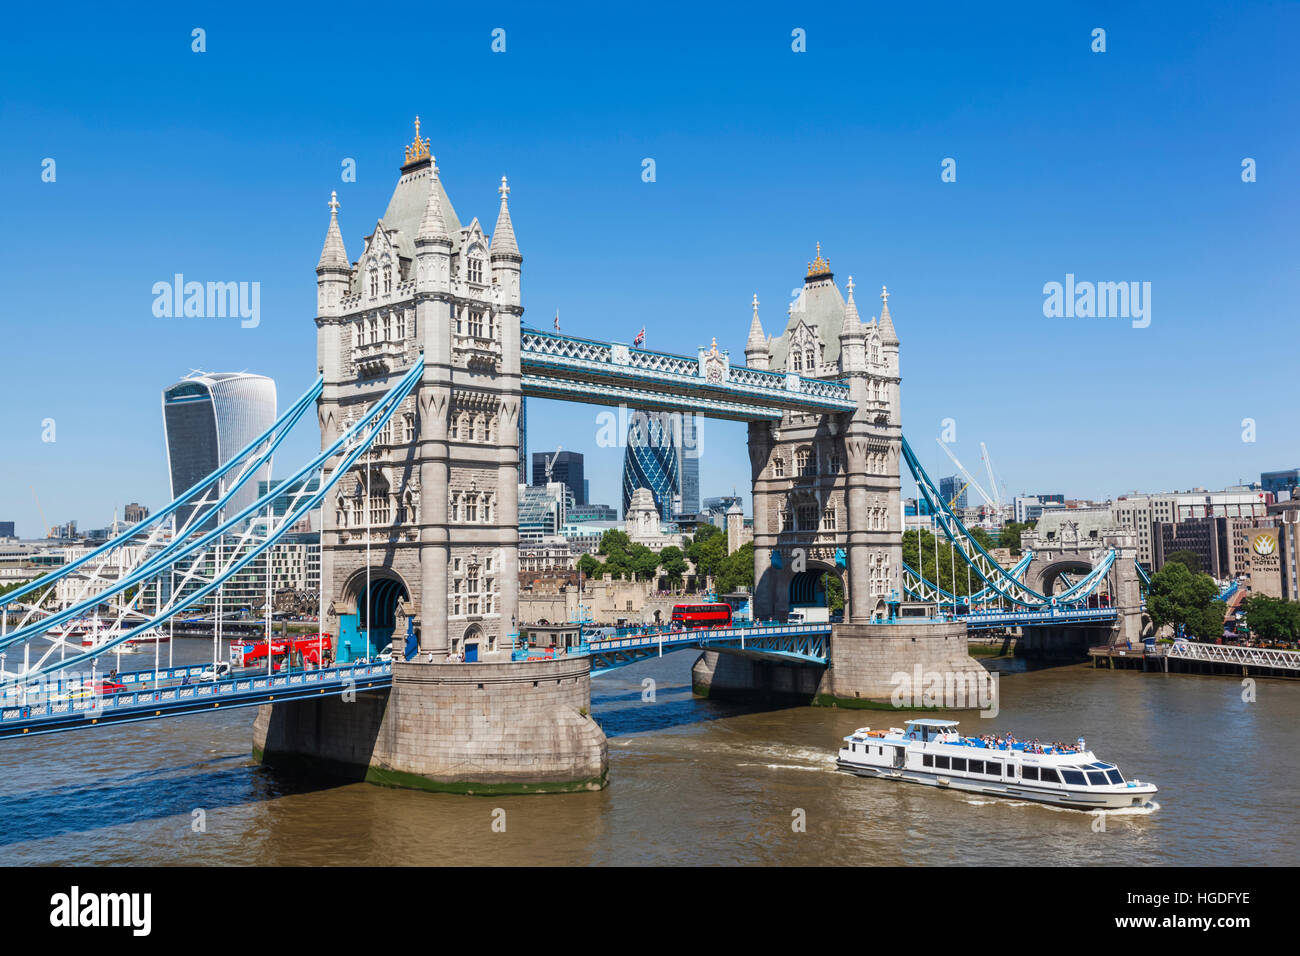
xmin=670 ymin=603 xmax=733 ymax=630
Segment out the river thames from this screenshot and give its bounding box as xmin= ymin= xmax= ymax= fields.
xmin=2 ymin=640 xmax=1295 ymax=866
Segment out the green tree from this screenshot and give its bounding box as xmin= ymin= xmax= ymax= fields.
xmin=628 ymin=543 xmax=661 ymax=581
xmin=1241 ymin=594 xmax=1300 ymax=642
xmin=576 ymin=554 xmax=604 ymax=579
xmin=822 ymin=572 xmax=845 ymax=614
xmin=687 ymin=525 xmax=727 ymax=582
xmin=1164 ymin=550 xmax=1203 ymax=575
xmin=597 ymin=529 xmax=633 ymax=579
xmin=658 ymin=546 xmax=687 ymax=588
xmin=1147 ymin=562 xmax=1225 ymax=640
xmin=597 ymin=529 xmax=630 ymax=557
xmin=997 ymin=521 xmax=1034 ymax=554
xmin=714 ymin=542 xmax=755 ymax=596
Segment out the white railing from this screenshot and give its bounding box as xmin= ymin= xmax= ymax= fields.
xmin=1166 ymin=641 xmax=1300 ymax=672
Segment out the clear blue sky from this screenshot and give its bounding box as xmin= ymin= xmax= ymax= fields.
xmin=2 ymin=1 xmax=1296 ymax=536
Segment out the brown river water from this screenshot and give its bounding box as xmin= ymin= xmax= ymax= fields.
xmin=2 ymin=639 xmax=1296 ymax=865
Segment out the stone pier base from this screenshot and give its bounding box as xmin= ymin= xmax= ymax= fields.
xmin=1016 ymin=625 xmax=1115 ymax=661
xmin=816 ymin=619 xmax=986 ymax=708
xmin=252 ymin=657 xmax=608 ymax=795
xmin=690 ymin=620 xmax=989 ymax=710
xmin=691 ymin=650 xmax=825 ymax=704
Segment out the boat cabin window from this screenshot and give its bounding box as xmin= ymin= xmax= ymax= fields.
xmin=923 ymin=754 xmax=934 ymax=768
xmin=1060 ymin=769 xmax=1086 ymax=786
xmin=986 ymin=761 xmax=1001 ymax=776
xmin=1085 ymin=771 xmax=1108 ymax=786
xmin=951 ymin=757 xmax=967 ymax=772
xmin=1022 ymin=765 xmax=1039 ymax=781
xmin=969 ymin=759 xmax=984 ymax=774
xmin=1105 ymin=769 xmax=1124 ymax=785
xmin=1039 ymin=767 xmax=1061 ymax=784
xmin=935 ymin=755 xmax=950 ymax=770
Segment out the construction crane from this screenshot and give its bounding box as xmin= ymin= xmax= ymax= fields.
xmin=935 ymin=439 xmax=997 ymax=509
xmin=979 ymin=442 xmax=1003 ymax=517
xmin=543 ymin=445 xmax=563 ymax=484
xmin=30 ymin=486 xmax=51 ymax=538
xmin=947 ymin=480 xmax=971 ymax=510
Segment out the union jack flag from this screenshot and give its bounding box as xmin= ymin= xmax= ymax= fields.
xmin=554 ymin=310 xmax=560 ymax=331
xmin=633 ymin=327 xmax=645 ymax=346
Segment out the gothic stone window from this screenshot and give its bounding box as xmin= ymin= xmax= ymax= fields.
xmin=797 ymin=502 xmax=817 ymax=531
xmin=383 ymin=265 xmax=392 ymax=294
xmin=796 ymin=446 xmax=815 ymax=476
xmin=468 ymin=310 xmax=484 ymax=338
xmin=780 ymin=505 xmax=792 ymax=532
xmin=467 ymin=254 xmax=485 ymax=284
xmin=821 ymin=506 xmax=837 ymax=532
xmin=773 ymin=457 xmax=785 ymax=478
xmin=368 ymin=268 xmax=378 ymax=298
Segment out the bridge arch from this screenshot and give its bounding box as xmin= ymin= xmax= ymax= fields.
xmin=1033 ymin=558 xmax=1096 ymax=597
xmin=340 ymin=567 xmax=411 ymax=662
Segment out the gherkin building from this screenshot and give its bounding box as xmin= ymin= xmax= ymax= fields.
xmin=621 ymin=410 xmax=680 ymax=521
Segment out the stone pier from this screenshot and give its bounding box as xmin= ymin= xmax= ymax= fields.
xmin=252 ymin=656 xmax=607 ymax=794
xmin=692 ymin=619 xmax=989 ymax=709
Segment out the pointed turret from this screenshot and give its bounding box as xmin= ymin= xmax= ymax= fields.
xmin=490 ymin=176 xmax=520 ymax=260
xmin=316 ymin=190 xmax=349 ymax=272
xmin=878 ymin=284 xmax=899 ymax=345
xmin=490 ymin=175 xmax=522 ymax=309
xmin=416 ymin=159 xmax=452 ymax=247
xmin=840 ymin=276 xmax=865 ymax=334
xmin=744 ymin=293 xmax=770 ymax=370
xmin=316 ymin=191 xmax=351 ymax=321
xmin=838 ymin=277 xmax=867 ymax=375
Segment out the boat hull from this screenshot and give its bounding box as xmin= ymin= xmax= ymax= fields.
xmin=836 ymin=759 xmax=1158 ymax=810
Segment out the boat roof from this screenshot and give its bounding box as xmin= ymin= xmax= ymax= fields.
xmin=905 ymin=719 xmax=959 ymax=728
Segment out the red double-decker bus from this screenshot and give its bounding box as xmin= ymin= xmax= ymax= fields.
xmin=671 ymin=603 xmax=732 ymax=630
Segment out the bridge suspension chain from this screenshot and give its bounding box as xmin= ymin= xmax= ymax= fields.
xmin=0 ymin=359 xmax=425 ymax=687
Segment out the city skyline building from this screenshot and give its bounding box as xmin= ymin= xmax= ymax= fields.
xmin=621 ymin=410 xmax=680 ymax=521
xmin=162 ymin=371 xmax=277 ymax=531
xmin=532 ymin=450 xmax=585 ymax=506
xmin=677 ymin=413 xmax=701 ymax=516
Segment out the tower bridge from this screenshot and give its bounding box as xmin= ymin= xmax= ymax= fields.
xmin=0 ymin=119 xmax=1135 ymax=792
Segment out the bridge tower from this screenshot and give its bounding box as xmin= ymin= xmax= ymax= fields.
xmin=254 ymin=121 xmax=605 ymax=793
xmin=696 ymin=248 xmax=982 ymax=706
xmin=746 ymin=249 xmax=902 ymax=623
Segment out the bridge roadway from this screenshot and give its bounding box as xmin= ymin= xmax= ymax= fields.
xmin=0 ymin=609 xmax=1120 ymax=740
xmin=0 ymin=660 xmax=392 ymax=741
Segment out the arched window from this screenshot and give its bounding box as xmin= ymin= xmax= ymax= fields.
xmin=368 ymin=269 xmax=378 ymax=298
xmin=796 ymin=447 xmax=814 ymax=476
xmin=382 ymin=265 xmax=392 ymax=294
xmin=368 ymin=317 xmax=378 ymax=344
xmin=792 ymin=351 xmax=802 ymax=372
xmin=474 ymin=414 xmax=485 ymax=442
xmin=821 ymin=507 xmax=837 ymax=531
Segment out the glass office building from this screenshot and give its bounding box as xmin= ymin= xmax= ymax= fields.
xmin=162 ymin=372 xmax=277 ymax=530
xmin=621 ymin=410 xmax=680 ymax=521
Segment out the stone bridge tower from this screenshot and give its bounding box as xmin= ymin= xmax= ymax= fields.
xmin=256 ymin=121 xmax=605 ymax=793
xmin=314 ymin=119 xmax=522 ymax=663
xmin=745 ymin=247 xmax=903 ymax=623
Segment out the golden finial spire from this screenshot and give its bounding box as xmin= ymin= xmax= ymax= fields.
xmin=404 ymin=115 xmax=431 ymax=164
xmin=806 ymin=241 xmax=832 ymax=279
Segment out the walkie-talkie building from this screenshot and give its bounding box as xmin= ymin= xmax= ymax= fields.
xmin=162 ymin=372 xmax=278 ymax=530
xmin=621 ymin=410 xmax=679 ymax=521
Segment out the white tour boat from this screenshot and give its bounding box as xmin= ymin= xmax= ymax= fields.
xmin=837 ymin=718 xmax=1157 ymax=810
